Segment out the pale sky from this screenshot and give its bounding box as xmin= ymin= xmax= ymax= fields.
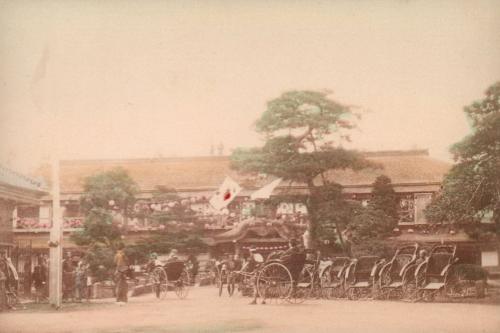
xmin=1 ymin=0 xmax=499 ymax=173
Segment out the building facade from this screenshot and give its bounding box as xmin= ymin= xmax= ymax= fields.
xmin=9 ymin=149 xmax=499 ymax=272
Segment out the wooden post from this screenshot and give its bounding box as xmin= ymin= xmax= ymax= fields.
xmin=49 ymin=158 xmax=63 ymax=308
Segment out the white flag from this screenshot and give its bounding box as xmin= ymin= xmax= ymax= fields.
xmin=209 ymin=177 xmax=242 ymax=210
xmin=250 ymin=178 xmax=282 ymax=200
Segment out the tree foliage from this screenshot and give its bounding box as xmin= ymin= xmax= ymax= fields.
xmin=344 ymin=176 xmax=398 ymax=257
xmin=370 ymin=175 xmax=399 ymax=220
xmin=425 ymin=82 xmax=500 ymax=239
xmin=147 ymin=186 xmax=197 ymax=225
xmin=79 ymin=167 xmax=138 ymax=216
xmin=73 ymin=168 xmax=138 ymax=248
xmin=231 ymin=90 xmax=376 ymax=247
xmin=71 ymin=168 xmax=138 ymax=279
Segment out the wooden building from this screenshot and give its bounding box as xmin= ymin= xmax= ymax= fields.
xmin=8 ymin=149 xmax=499 ymax=272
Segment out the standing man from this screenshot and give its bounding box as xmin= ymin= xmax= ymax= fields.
xmin=32 ymin=257 xmax=46 ymax=303
xmin=62 ymin=252 xmax=75 ymax=302
xmin=74 ymin=260 xmax=88 ymax=302
xmin=187 ymin=254 xmax=199 ymax=284
xmin=114 ymin=244 xmax=129 ymax=304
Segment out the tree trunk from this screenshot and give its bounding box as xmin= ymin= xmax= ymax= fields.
xmin=306 ymin=180 xmax=317 ymax=249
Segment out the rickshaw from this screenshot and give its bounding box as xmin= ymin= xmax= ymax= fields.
xmin=378 ymin=244 xmax=420 ymax=300
xmin=413 ymin=244 xmax=458 ymax=301
xmin=345 ymin=256 xmax=385 ymax=300
xmin=319 ymin=256 xmax=351 ymax=299
xmin=227 ymin=248 xmax=310 ymax=304
xmin=257 ymin=249 xmax=309 ymax=304
xmin=151 ymin=260 xmax=191 ymax=299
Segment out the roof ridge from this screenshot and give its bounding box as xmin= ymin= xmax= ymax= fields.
xmin=362 ymin=149 xmax=429 ymax=157
xmin=60 ymin=155 xmax=230 ymax=165
xmin=59 ymin=149 xmax=430 ymax=164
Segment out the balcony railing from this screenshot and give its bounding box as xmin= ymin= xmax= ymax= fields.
xmin=13 ymin=214 xmax=308 ymax=232
xmin=14 ymin=217 xmax=85 ymax=231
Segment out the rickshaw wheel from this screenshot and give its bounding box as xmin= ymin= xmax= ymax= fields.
xmin=175 ymin=269 xmax=190 ymax=299
xmin=257 ymin=262 xmax=293 ymax=302
xmin=320 ymin=265 xmax=341 ymax=299
xmin=347 ymin=287 xmax=360 ymax=300
xmin=286 ymin=267 xmax=313 ymax=304
xmin=152 ymin=267 xmax=168 ymax=299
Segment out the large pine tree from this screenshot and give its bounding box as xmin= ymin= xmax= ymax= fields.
xmin=426 ymin=82 xmax=500 ymax=240
xmin=231 ymin=90 xmax=376 ymax=248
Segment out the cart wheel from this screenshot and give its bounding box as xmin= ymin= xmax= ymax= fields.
xmin=411 ymin=265 xmax=427 ymax=302
xmin=257 ymin=262 xmax=292 ymax=302
xmin=372 ymin=276 xmax=383 ymax=300
xmin=444 ymin=269 xmax=464 ymax=298
xmin=175 ymin=269 xmax=190 ymax=299
xmin=320 ymin=265 xmax=335 ymax=299
xmin=324 ymin=266 xmax=346 ymax=299
xmin=152 ymin=267 xmax=168 ymax=299
xmin=401 ymin=265 xmax=417 ymax=301
xmin=6 ymin=291 xmax=18 ymax=309
xmin=422 ymin=290 xmax=435 ymax=302
xmin=287 ymin=267 xmax=313 ymax=304
xmin=347 ymin=287 xmax=359 ymax=300
xmin=402 ymin=280 xmax=417 ymax=301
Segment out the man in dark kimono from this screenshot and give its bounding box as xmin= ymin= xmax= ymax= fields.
xmin=114 ymin=244 xmax=129 ymax=304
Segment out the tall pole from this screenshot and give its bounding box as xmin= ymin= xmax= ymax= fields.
xmin=49 ymin=157 xmax=63 ymax=308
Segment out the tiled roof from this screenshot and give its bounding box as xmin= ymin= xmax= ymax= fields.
xmin=320 ymin=150 xmax=450 ymax=187
xmin=36 ymin=150 xmax=451 ymax=194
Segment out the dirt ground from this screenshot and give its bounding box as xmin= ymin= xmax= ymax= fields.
xmin=1 ymin=287 xmax=499 ymax=333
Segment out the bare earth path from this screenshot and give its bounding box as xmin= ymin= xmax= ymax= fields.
xmin=1 ymin=287 xmax=499 ymax=333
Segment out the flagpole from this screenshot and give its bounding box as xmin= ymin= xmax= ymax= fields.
xmin=46 ymin=36 xmax=63 ymax=308
xmin=49 ymin=156 xmax=63 ymax=308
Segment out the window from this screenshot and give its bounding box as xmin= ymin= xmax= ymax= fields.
xmin=414 ymin=193 xmax=432 ymax=224
xmin=277 ymin=202 xmax=294 ymax=215
xmin=18 ymin=206 xmax=39 ymax=218
xmin=481 ymin=251 xmax=499 ymax=267
xmin=39 ymin=206 xmax=50 ymax=219
xmin=398 ymin=195 xmax=415 ymax=224
xmin=276 ymin=202 xmax=308 ymax=215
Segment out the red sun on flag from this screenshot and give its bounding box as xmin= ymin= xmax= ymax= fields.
xmin=223 ymin=190 xmax=231 ymax=201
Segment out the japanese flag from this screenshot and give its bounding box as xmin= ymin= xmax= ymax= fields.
xmin=209 ymin=176 xmax=242 ymax=210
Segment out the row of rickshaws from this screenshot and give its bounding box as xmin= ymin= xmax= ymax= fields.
xmin=213 ymin=243 xmax=488 ymax=303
